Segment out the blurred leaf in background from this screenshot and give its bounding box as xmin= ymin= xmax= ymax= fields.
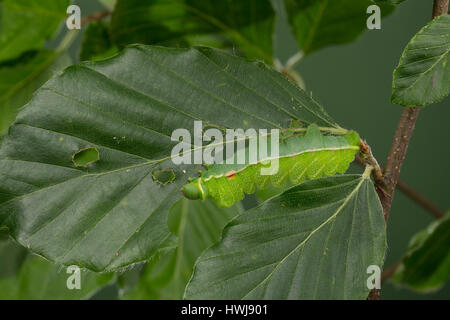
xmin=284 ymin=0 xmax=394 ymax=56
xmin=0 ymin=228 xmax=28 ymax=279
xmin=0 ymin=0 xmax=72 ymax=137
xmin=0 ymin=257 xmax=114 ymax=299
xmin=0 ymin=230 xmax=114 ymax=299
xmin=0 ymin=51 xmax=71 ymax=136
xmin=120 ymin=199 xmax=241 ymax=299
xmin=80 ymin=20 xmax=118 ymax=61
xmin=0 ymin=0 xmax=69 ymax=61
xmin=110 ymin=0 xmax=275 ymax=62
xmin=98 ymin=0 xmax=116 ymax=10
xmin=392 ymin=213 xmax=450 ymax=292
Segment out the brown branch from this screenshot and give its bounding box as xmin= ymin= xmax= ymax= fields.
xmin=378 ymin=107 xmax=421 ymax=223
xmin=81 ymin=10 xmax=111 ymax=26
xmin=367 ymin=289 xmax=380 ymax=300
xmin=433 ymin=0 xmax=449 ymax=17
xmin=368 ymin=0 xmax=449 ymax=300
xmin=381 ymin=262 xmax=401 ymax=283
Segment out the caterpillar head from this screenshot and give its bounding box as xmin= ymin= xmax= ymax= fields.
xmin=181 ymin=179 xmax=209 ymax=200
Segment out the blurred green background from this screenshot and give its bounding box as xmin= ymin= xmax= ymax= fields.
xmin=2 ymin=0 xmax=449 ymax=299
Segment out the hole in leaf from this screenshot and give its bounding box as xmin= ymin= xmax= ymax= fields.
xmin=72 ymin=147 xmax=100 ymax=168
xmin=256 ymin=61 xmax=266 ymax=69
xmin=289 ymin=119 xmax=304 ymax=128
xmin=152 ymin=169 xmax=176 ymax=186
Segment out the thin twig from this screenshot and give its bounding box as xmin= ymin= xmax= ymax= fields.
xmin=81 ymin=10 xmax=111 ymax=26
xmin=381 ymin=262 xmax=401 ymax=282
xmin=396 ymin=180 xmax=445 ymax=219
xmin=358 ymin=140 xmax=383 ymax=184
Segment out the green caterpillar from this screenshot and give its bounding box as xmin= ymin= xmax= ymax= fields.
xmin=182 ymin=124 xmax=360 ymax=208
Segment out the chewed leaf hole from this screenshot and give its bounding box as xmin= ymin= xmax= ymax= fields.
xmin=72 ymin=147 xmax=100 ymax=168
xmin=289 ymin=119 xmax=304 ymax=128
xmin=152 ymin=169 xmax=176 ymax=186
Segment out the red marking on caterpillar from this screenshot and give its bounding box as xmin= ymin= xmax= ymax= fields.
xmin=226 ymin=170 xmax=236 ymax=179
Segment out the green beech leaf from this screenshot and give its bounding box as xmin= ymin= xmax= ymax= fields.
xmin=256 ymin=181 xmax=294 ymax=202
xmin=0 ymin=45 xmax=349 ymax=272
xmin=391 ymin=14 xmax=450 ymax=106
xmin=392 ymin=213 xmax=450 ymax=292
xmin=110 ymin=0 xmax=275 ymax=62
xmin=284 ymin=0 xmax=394 ymax=55
xmin=185 ymin=171 xmax=387 ymax=299
xmin=0 ymin=0 xmax=69 ymax=61
xmin=0 ymin=254 xmax=114 ymax=299
xmin=122 ymin=199 xmax=240 ymax=299
xmin=0 ymin=50 xmax=71 ymax=136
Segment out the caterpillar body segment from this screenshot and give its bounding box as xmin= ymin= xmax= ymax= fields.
xmin=182 ymin=125 xmax=360 ymax=207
